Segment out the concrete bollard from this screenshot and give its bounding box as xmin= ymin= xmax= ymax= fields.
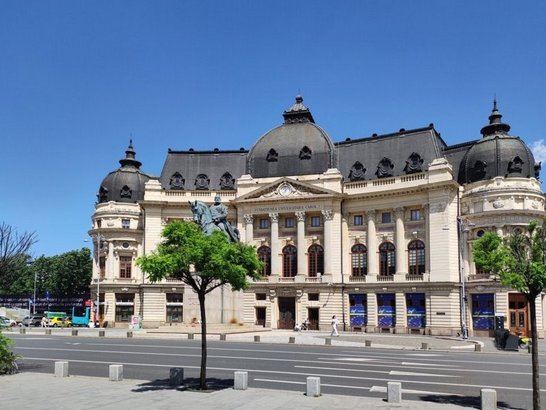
xmin=127 ymin=331 xmax=133 ymax=338
xmin=254 ymin=335 xmax=260 ymax=342
xmin=234 ymin=371 xmax=248 ymax=390
xmin=45 ymin=329 xmax=52 ymax=335
xmin=19 ymin=328 xmax=26 ymax=334
xmin=109 ymin=364 xmax=124 ymax=381
xmin=289 ymin=336 xmax=295 ymax=344
xmin=475 ymin=344 xmax=482 ymax=352
xmin=421 ymin=342 xmax=429 ymax=350
xmin=71 ymin=329 xmax=78 ymax=336
xmin=169 ymin=367 xmax=184 ymax=386
xmin=325 ymin=338 xmax=332 ymax=345
xmin=365 ymin=340 xmax=371 ymax=347
xmin=306 ymin=376 xmax=321 ymax=397
xmin=55 ymin=361 xmax=69 ymax=378
xmin=99 ymin=330 xmax=105 ymax=337
xmin=188 ymin=333 xmax=194 ymax=340
xmin=481 ymin=388 xmax=497 ymax=410
xmin=220 ymin=334 xmax=226 ymax=341
xmin=387 ymin=381 xmax=402 ymax=403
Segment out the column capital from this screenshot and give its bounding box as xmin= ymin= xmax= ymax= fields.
xmin=295 ymin=211 xmax=306 ymax=221
xmin=394 ymin=207 xmax=405 ymax=218
xmin=366 ymin=210 xmax=376 ymax=222
xmin=321 ymin=209 xmax=334 ymax=221
xmin=243 ymin=214 xmax=254 ymax=224
xmin=269 ymin=213 xmax=279 ymax=223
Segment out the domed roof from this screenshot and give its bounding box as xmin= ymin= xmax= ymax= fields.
xmin=97 ymin=141 xmax=152 ymax=203
xmin=458 ymin=102 xmax=540 ymax=184
xmin=247 ymin=96 xmax=336 ymax=178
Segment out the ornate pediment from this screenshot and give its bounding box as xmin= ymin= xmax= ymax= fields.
xmin=237 ymin=177 xmax=339 ymax=202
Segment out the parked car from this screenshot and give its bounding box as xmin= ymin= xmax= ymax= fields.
xmin=49 ymin=316 xmax=71 ymax=327
xmin=21 ymin=315 xmax=45 ymax=327
xmin=0 ymin=315 xmax=17 ymax=327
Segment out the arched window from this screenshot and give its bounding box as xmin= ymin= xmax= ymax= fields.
xmin=282 ymin=245 xmax=297 ymax=277
xmin=379 ymin=242 xmax=396 ymax=276
xmin=351 ymin=244 xmax=367 ymax=276
xmin=257 ymin=246 xmax=271 ymax=276
xmin=408 ymin=240 xmax=425 ymax=275
xmin=307 ymin=244 xmax=324 ymax=277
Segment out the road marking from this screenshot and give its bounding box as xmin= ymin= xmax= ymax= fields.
xmin=254 ymin=378 xmax=373 ymax=391
xmin=389 ymin=370 xmax=458 ymax=378
xmin=405 ymin=353 xmax=443 ymax=357
xmin=331 ymin=358 xmax=378 ymax=362
xmin=370 ymin=385 xmax=462 ymax=396
xmin=401 ymin=361 xmax=458 ymax=367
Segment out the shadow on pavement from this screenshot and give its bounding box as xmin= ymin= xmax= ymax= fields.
xmin=132 ymin=377 xmax=233 ymax=393
xmin=419 ymin=394 xmax=525 ymax=410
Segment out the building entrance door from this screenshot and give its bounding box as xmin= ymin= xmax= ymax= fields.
xmin=307 ymin=307 xmax=319 ymax=330
xmin=278 ymin=297 xmax=295 ymax=329
xmin=255 ymin=307 xmax=266 ymax=327
xmin=509 ymin=293 xmax=528 ymax=336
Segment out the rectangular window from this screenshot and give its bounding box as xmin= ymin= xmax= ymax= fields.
xmin=406 ymin=293 xmax=426 ymax=328
xmin=256 ymin=293 xmax=267 ymax=301
xmin=121 ymin=219 xmax=130 ymax=229
xmin=349 ymin=294 xmax=368 ymax=328
xmin=472 ymin=293 xmax=495 ymax=330
xmin=377 ymin=293 xmax=396 ymax=327
xmin=166 ymin=293 xmax=183 ymax=323
xmin=119 ymin=256 xmax=132 ymax=278
xmin=308 ymin=293 xmax=319 ymax=301
xmin=310 ymin=216 xmax=321 ymax=227
xmin=115 ymin=293 xmax=134 ymax=322
xmin=99 ymin=257 xmax=106 ymax=279
xmin=285 ymin=217 xmax=295 ymax=228
xmin=410 ymin=209 xmax=421 ymax=221
xmin=354 ymin=215 xmax=363 ymax=226
xmin=381 ymin=212 xmax=392 ymax=224
xmin=259 ymin=218 xmax=269 ymax=229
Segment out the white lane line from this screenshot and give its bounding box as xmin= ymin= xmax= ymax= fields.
xmin=295 ymin=365 xmax=388 ymax=375
xmin=405 ymin=353 xmax=444 ymax=357
xmin=389 ymin=370 xmax=459 ymax=378
xmin=254 ymin=378 xmax=373 ymax=391
xmin=401 ymin=361 xmax=457 ymax=367
xmin=370 ymin=385 xmax=462 ymax=396
xmin=22 ymin=357 xmax=546 ymax=393
xmin=331 ymin=358 xmax=378 ymax=362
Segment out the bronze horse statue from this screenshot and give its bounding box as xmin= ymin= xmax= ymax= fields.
xmin=189 ymin=200 xmax=240 ymax=242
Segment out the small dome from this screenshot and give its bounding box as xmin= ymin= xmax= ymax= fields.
xmin=97 ymin=141 xmax=152 ymax=203
xmin=247 ymin=96 xmax=335 ymax=178
xmin=459 ymin=102 xmax=538 ymax=184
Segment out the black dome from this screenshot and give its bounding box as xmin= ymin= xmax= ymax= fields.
xmin=459 ymin=102 xmax=538 ymax=184
xmin=247 ymin=96 xmax=336 ymax=178
xmin=97 ymin=141 xmax=152 ymax=203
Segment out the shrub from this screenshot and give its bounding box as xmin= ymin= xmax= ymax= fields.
xmin=0 ymin=330 xmax=19 ymax=374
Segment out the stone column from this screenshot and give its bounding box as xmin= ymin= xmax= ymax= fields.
xmin=269 ymin=213 xmax=280 ymax=276
xmin=366 ymin=211 xmax=378 ymax=275
xmin=244 ymin=214 xmax=254 ymax=244
xmin=341 ymin=213 xmax=350 ymax=281
xmin=322 ymin=209 xmax=334 ymax=276
xmin=395 ymin=207 xmax=407 ymax=275
xmin=423 ymin=204 xmax=430 ymax=273
xmin=107 ymin=241 xmax=115 ymax=280
xmin=295 ymin=212 xmax=306 ymax=276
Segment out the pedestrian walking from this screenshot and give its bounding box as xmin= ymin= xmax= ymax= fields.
xmin=330 ymin=315 xmax=339 ymax=337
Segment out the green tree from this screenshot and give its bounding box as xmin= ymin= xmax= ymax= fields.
xmin=473 ymin=219 xmax=546 ymax=410
xmin=7 ymin=248 xmax=92 ymax=296
xmin=137 ymin=221 xmax=263 ymax=390
xmin=0 ymin=222 xmax=37 ymax=293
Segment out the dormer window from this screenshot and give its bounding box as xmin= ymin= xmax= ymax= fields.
xmin=98 ymin=186 xmax=108 ymax=203
xmin=508 ymin=156 xmax=523 ymax=174
xmin=376 ymin=157 xmax=394 ymax=178
xmin=219 ymin=172 xmax=235 ymax=190
xmin=404 ymin=152 xmax=424 ymax=174
xmin=169 ymin=172 xmax=185 ymax=189
xmin=299 ymin=146 xmax=312 ymax=160
xmin=471 ymin=160 xmax=487 ymax=181
xmin=266 ymin=149 xmax=278 ymax=162
xmin=195 ymin=174 xmax=210 ymax=190
xmin=120 ymin=185 xmax=132 ymax=199
xmin=349 ymin=161 xmax=366 ymax=181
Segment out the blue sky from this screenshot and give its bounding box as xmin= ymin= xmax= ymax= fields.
xmin=1 ymin=1 xmax=545 ymax=257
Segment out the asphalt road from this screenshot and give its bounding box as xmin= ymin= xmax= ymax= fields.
xmin=9 ymin=334 xmax=541 ymax=409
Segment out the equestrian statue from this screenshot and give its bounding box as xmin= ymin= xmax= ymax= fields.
xmin=189 ymin=195 xmax=240 ymax=243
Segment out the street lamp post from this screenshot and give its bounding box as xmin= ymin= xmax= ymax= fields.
xmin=458 ymin=218 xmax=475 ymax=340
xmin=33 ymin=271 xmax=37 ymax=315
xmin=90 ymin=233 xmax=106 ymax=328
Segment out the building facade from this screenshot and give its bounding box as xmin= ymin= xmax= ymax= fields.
xmin=90 ymin=96 xmax=545 ymax=337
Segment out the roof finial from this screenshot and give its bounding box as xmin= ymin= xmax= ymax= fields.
xmin=120 ymin=140 xmax=142 ymax=169
xmin=480 ymin=98 xmax=511 ymax=136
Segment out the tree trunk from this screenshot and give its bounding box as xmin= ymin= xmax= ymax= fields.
xmin=529 ymin=294 xmax=541 ymax=410
xmin=198 ymin=291 xmax=207 ymax=390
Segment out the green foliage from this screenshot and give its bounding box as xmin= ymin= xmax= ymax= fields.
xmin=2 ymin=248 xmax=92 ymax=296
xmin=473 ymin=219 xmax=546 ymax=299
xmin=138 ymin=221 xmax=263 ymax=293
xmin=0 ymin=330 xmax=19 ymax=375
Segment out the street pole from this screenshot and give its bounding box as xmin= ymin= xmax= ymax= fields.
xmin=33 ymin=271 xmax=37 ymax=314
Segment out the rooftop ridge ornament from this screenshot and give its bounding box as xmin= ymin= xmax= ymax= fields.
xmin=480 ymin=99 xmax=511 ymax=136
xmin=119 ymin=139 xmax=142 ymax=169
